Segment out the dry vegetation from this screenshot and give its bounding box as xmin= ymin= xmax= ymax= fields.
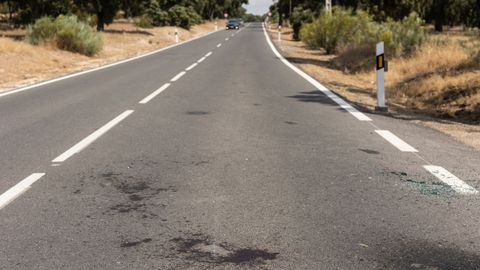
xmin=271 ymin=27 xmax=480 ymax=149
xmin=0 ymin=20 xmax=220 ymax=92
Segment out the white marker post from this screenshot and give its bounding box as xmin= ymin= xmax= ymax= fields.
xmin=278 ymin=25 xmax=282 ymax=42
xmin=215 ymin=20 xmax=218 ymax=31
xmin=375 ymin=42 xmax=387 ymax=112
xmin=175 ymin=28 xmax=179 ymax=43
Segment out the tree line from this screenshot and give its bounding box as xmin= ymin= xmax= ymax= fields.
xmin=272 ymin=0 xmax=480 ymax=32
xmin=0 ymin=0 xmax=249 ymax=31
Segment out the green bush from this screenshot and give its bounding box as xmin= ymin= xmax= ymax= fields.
xmin=26 ymin=16 xmax=57 ymax=45
xmin=300 ymin=8 xmax=361 ymax=54
xmin=134 ymin=15 xmax=153 ymax=28
xmin=384 ymin=12 xmax=426 ymax=54
xmin=168 ymin=5 xmax=202 ymax=30
xmin=26 ymin=15 xmax=102 ymax=56
xmin=300 ymin=8 xmax=425 ymax=55
xmin=55 ymin=15 xmax=103 ymax=56
xmin=145 ymin=0 xmax=169 ymax=26
xmin=291 ymin=7 xmax=314 ymax=41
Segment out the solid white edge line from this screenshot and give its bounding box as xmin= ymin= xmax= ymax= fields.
xmin=197 ymin=57 xmax=207 ymax=63
xmin=424 ymin=165 xmax=478 ymax=194
xmin=52 ymin=110 xmax=134 ymax=163
xmin=217 ymin=43 xmax=222 ymax=47
xmin=375 ymin=130 xmax=418 ymax=152
xmin=205 ymin=52 xmax=213 ymax=57
xmin=0 ymin=28 xmax=224 ymax=99
xmin=139 ymin=83 xmax=171 ymax=104
xmin=0 ymin=173 xmax=45 ymax=210
xmin=261 ymin=23 xmax=372 ymax=122
xmin=185 ymin=63 xmax=198 ymax=71
xmin=170 ymin=71 xmax=186 ymax=82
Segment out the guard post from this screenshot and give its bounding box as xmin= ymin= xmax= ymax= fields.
xmin=278 ymin=25 xmax=282 ymax=42
xmin=375 ymin=42 xmax=388 ymax=112
xmin=175 ymin=28 xmax=179 ymax=43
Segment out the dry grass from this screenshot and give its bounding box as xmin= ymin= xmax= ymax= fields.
xmin=0 ymin=20 xmax=220 ymax=92
xmin=271 ymin=27 xmax=480 ymax=149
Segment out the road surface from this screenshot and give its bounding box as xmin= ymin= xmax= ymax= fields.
xmin=1 ymin=23 xmax=480 ymax=269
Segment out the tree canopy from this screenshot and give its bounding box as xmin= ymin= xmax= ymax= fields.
xmin=0 ymin=0 xmax=249 ymax=30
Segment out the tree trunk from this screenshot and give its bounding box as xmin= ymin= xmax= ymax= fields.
xmin=434 ymin=0 xmax=445 ymax=32
xmin=97 ymin=11 xmax=105 ymax=32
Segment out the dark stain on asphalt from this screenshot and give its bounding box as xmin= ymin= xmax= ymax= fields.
xmin=110 ymin=203 xmax=147 ymax=213
xmin=120 ymin=238 xmax=152 ymax=248
xmin=129 ymin=194 xmax=144 ymax=201
xmin=186 ymin=111 xmax=210 ymax=115
xmin=371 ymin=237 xmax=480 ymax=270
xmin=171 ymin=234 xmax=278 ymax=265
xmin=359 ymin=148 xmax=380 ymax=155
xmin=253 ymin=103 xmax=261 ymax=106
xmin=284 ymin=121 xmax=298 ymax=125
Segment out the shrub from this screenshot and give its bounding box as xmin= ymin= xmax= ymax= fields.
xmin=26 ymin=16 xmax=57 ymax=45
xmin=291 ymin=7 xmax=314 ymax=41
xmin=145 ymin=0 xmax=169 ymax=26
xmin=168 ymin=5 xmax=202 ymax=30
xmin=26 ymin=15 xmax=102 ymax=56
xmin=134 ymin=15 xmax=153 ymax=28
xmin=385 ymin=12 xmax=426 ymax=54
xmin=300 ymin=8 xmax=362 ymax=54
xmin=54 ymin=15 xmax=102 ymax=56
xmin=300 ymin=8 xmax=425 ymax=55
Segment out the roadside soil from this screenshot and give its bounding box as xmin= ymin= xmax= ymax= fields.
xmin=0 ymin=20 xmax=221 ymax=92
xmin=268 ymin=27 xmax=480 ymax=150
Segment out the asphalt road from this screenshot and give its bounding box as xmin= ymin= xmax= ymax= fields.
xmin=1 ymin=23 xmax=480 ymax=270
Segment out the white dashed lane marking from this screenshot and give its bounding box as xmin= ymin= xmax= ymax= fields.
xmin=0 ymin=173 xmax=45 ymax=210
xmin=424 ymin=165 xmax=478 ymax=194
xmin=186 ymin=63 xmax=198 ymax=71
xmin=375 ymin=130 xmax=418 ymax=152
xmin=171 ymin=71 xmax=186 ymax=82
xmin=52 ymin=110 xmax=134 ymax=163
xmin=139 ymin=83 xmax=170 ymax=104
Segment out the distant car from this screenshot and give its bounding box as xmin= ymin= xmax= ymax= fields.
xmin=226 ymin=19 xmax=241 ymax=30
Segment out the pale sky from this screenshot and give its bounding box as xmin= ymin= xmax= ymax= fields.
xmin=244 ymin=0 xmax=272 ymax=15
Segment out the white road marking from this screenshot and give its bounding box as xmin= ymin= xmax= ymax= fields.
xmin=231 ymin=34 xmax=235 ymax=37
xmin=225 ymin=38 xmax=229 ymax=41
xmin=0 ymin=173 xmax=45 ymax=210
xmin=139 ymin=83 xmax=170 ymax=104
xmin=52 ymin=110 xmax=134 ymax=163
xmin=375 ymin=130 xmax=418 ymax=152
xmin=0 ymin=29 xmax=223 ymax=99
xmin=186 ymin=63 xmax=198 ymax=71
xmin=205 ymin=52 xmax=213 ymax=57
xmin=171 ymin=71 xmax=186 ymax=82
xmin=261 ymin=24 xmax=372 ymax=122
xmin=197 ymin=56 xmax=206 ymax=63
xmin=424 ymin=165 xmax=478 ymax=194
xmin=217 ymin=43 xmax=222 ymax=47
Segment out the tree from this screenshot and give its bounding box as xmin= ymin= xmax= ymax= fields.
xmin=75 ymin=0 xmax=121 ymax=31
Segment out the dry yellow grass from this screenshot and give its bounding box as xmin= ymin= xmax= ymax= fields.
xmin=0 ymin=20 xmax=220 ymax=92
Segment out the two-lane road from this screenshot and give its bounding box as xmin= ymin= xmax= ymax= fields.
xmin=1 ymin=23 xmax=480 ymax=269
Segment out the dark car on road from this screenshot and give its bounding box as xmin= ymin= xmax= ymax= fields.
xmin=226 ymin=19 xmax=241 ymax=30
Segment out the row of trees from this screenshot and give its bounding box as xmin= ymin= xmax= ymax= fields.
xmin=272 ymin=0 xmax=480 ymax=32
xmin=0 ymin=0 xmax=249 ymax=31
